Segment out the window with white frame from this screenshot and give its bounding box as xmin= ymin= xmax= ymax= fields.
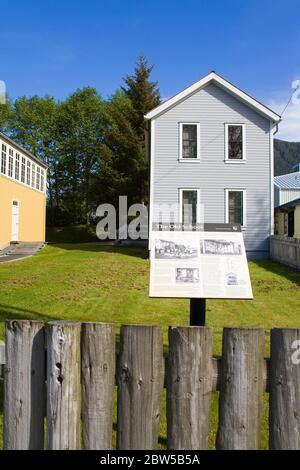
xmin=31 ymin=163 xmax=36 ymax=188
xmin=26 ymin=160 xmax=31 ymax=186
xmin=21 ymin=156 xmax=26 ymax=183
xmin=36 ymin=166 xmax=41 ymax=190
xmin=0 ymin=139 xmax=45 ymax=192
xmin=15 ymin=153 xmax=20 ymax=180
xmin=1 ymin=143 xmax=7 ymax=174
xmin=40 ymin=169 xmax=45 ymax=192
xmin=179 ymin=123 xmax=200 ymax=159
xmin=226 ymin=189 xmax=246 ymax=227
xmin=179 ymin=189 xmax=200 ymax=225
xmin=8 ymin=148 xmax=14 ymax=177
xmin=225 ymin=124 xmax=245 ymax=160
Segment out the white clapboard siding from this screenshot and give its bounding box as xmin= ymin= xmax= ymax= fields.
xmin=152 ymin=83 xmax=272 ymax=258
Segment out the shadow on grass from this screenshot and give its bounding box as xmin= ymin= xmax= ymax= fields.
xmin=46 ymin=225 xmax=98 ymax=244
xmin=0 ymin=304 xmax=56 ymax=324
xmin=52 ymin=243 xmax=149 ymax=260
xmin=252 ymin=259 xmax=300 ymax=287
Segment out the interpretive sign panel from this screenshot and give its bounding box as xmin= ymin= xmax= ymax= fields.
xmin=149 ymin=223 xmax=253 ymax=299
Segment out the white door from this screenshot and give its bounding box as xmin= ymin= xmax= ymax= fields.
xmin=11 ymin=200 xmax=19 ymax=242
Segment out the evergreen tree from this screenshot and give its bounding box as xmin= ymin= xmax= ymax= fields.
xmin=100 ymin=90 xmax=142 ymax=207
xmin=122 ymin=55 xmax=160 ymax=138
xmin=113 ymin=55 xmax=161 ymax=204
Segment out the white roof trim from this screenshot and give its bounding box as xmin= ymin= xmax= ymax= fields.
xmin=145 ymin=71 xmax=281 ymax=123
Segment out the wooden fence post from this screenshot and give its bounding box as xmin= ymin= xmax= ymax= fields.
xmin=216 ymin=327 xmax=265 ymax=450
xmin=269 ymin=328 xmax=300 ymax=449
xmin=47 ymin=321 xmax=81 ymax=450
xmin=167 ymin=326 xmax=213 ymax=450
xmin=82 ymin=323 xmax=115 ymax=450
xmin=117 ymin=325 xmax=164 ymax=450
xmin=4 ymin=320 xmax=45 ymax=450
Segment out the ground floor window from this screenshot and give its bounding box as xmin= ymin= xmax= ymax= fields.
xmin=288 ymin=210 xmax=294 ymax=237
xmin=226 ymin=189 xmax=246 ymax=227
xmin=179 ymin=189 xmax=200 ymax=225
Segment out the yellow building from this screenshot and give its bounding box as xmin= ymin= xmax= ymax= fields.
xmin=0 ymin=132 xmax=47 ymax=251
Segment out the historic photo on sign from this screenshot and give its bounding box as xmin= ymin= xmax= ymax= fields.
xmin=200 ymin=239 xmax=242 ymax=255
xmin=176 ymin=268 xmax=200 ymax=284
xmin=155 ymin=239 xmax=198 ymax=259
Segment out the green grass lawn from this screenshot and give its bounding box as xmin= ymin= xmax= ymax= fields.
xmin=0 ymin=243 xmax=299 ymax=449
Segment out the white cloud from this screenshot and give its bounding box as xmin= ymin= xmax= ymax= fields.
xmin=267 ymin=97 xmax=300 ymax=142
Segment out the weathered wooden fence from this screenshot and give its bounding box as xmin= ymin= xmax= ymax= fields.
xmin=270 ymin=235 xmax=300 ymax=270
xmin=1 ymin=320 xmax=300 ymax=450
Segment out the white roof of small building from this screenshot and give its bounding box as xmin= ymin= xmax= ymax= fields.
xmin=274 ymin=171 xmax=300 ymax=189
xmin=145 ymin=71 xmax=281 ymax=123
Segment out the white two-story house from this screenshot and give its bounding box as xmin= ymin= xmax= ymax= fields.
xmin=145 ymin=72 xmax=281 ymax=259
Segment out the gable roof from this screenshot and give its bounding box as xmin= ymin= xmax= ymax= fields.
xmin=0 ymin=131 xmax=47 ymax=169
xmin=274 ymin=171 xmax=300 ymax=189
xmin=145 ymin=71 xmax=281 ymax=123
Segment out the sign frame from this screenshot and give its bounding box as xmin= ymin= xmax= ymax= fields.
xmin=149 ymin=223 xmax=253 ymax=300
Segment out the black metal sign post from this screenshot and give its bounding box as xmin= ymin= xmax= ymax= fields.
xmin=187 ymin=223 xmax=241 ymax=326
xmin=190 ymin=298 xmax=206 ymax=326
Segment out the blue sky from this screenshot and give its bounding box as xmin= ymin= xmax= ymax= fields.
xmin=0 ymin=0 xmax=299 ymax=140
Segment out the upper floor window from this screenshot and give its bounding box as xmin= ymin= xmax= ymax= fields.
xmin=1 ymin=144 xmax=7 ymax=174
xmin=41 ymin=169 xmax=45 ymax=192
xmin=15 ymin=153 xmax=20 ymax=180
xmin=225 ymin=124 xmax=245 ymax=161
xmin=36 ymin=166 xmax=41 ymax=190
xmin=0 ymin=139 xmax=45 ymax=192
xmin=26 ymin=160 xmax=31 ymax=186
xmin=225 ymin=189 xmax=246 ymax=227
xmin=8 ymin=148 xmax=13 ymax=178
xmin=21 ymin=156 xmax=26 ymax=183
xmin=31 ymin=163 xmax=36 ymax=188
xmin=179 ymin=123 xmax=200 ymax=160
